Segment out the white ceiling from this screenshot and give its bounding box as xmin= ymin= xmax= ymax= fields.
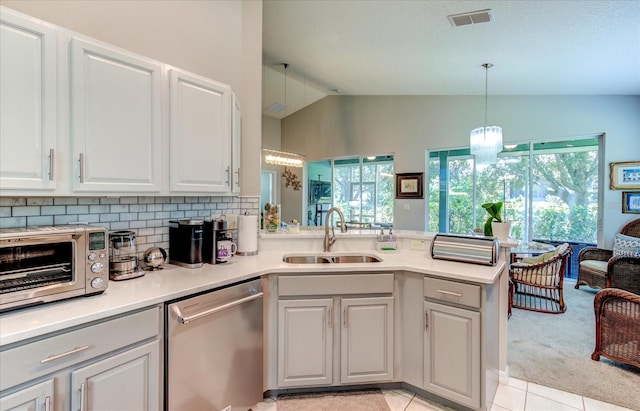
xmin=262 ymin=0 xmax=640 ymax=109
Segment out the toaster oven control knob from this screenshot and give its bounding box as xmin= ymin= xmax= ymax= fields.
xmin=99 ymin=252 xmax=107 ymax=259
xmin=90 ymin=262 xmax=105 ymax=273
xmin=88 ymin=253 xmax=96 ymax=261
xmin=91 ymin=277 xmax=106 ymax=289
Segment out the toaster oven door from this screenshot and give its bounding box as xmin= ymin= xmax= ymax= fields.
xmin=0 ymin=235 xmax=83 ymax=311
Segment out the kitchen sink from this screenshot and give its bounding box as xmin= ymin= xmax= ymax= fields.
xmin=282 ymin=253 xmax=382 ymax=264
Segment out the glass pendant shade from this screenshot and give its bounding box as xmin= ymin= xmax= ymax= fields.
xmin=470 ymin=63 xmax=502 ymax=166
xmin=470 ymin=125 xmax=503 ymax=165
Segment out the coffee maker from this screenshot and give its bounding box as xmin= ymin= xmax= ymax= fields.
xmin=203 ymin=219 xmax=232 ymax=264
xmin=169 ymin=219 xmax=204 ymax=268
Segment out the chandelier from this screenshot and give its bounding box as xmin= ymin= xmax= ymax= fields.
xmin=263 ymin=148 xmax=304 ymax=168
xmin=470 ymin=63 xmax=502 ymax=165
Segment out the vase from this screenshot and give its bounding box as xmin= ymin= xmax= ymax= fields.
xmin=491 ymin=221 xmax=512 ymax=242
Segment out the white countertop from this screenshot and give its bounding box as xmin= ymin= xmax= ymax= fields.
xmin=0 ymin=232 xmax=507 ymax=346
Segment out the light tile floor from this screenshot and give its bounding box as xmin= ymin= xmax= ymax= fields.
xmin=253 ymin=378 xmax=635 ymax=411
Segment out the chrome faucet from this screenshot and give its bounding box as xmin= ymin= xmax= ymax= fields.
xmin=323 ymin=207 xmax=347 ymax=252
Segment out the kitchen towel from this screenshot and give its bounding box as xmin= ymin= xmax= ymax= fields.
xmin=236 ymin=214 xmax=258 ymax=255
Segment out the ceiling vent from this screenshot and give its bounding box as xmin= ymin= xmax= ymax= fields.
xmin=447 ymin=9 xmax=493 ymax=27
xmin=265 ymin=102 xmax=286 ymax=113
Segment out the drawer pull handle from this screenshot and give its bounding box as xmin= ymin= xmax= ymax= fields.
xmin=40 ymin=345 xmax=90 ymax=364
xmin=48 ymin=149 xmax=55 ymax=181
xmin=437 ymin=289 xmax=463 ymax=298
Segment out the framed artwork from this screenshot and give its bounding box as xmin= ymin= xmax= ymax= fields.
xmin=610 ymin=161 xmax=640 ymax=189
xmin=622 ymin=191 xmax=640 ymax=214
xmin=395 ymin=172 xmax=423 ymax=199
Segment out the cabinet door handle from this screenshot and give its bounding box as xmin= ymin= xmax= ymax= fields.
xmin=327 ymin=307 xmax=332 ymax=328
xmin=235 ymin=168 xmax=240 ymax=186
xmin=48 ymin=149 xmax=55 ymax=181
xmin=79 ymin=382 xmax=86 ymax=411
xmin=425 ymin=312 xmax=429 ymax=331
xmin=437 ymin=289 xmax=463 ymax=298
xmin=79 ymin=153 xmax=85 ymax=183
xmin=343 ymin=308 xmax=348 ymax=327
xmin=40 ymin=345 xmax=90 ymax=364
xmin=225 ymin=166 xmax=230 ymax=186
xmin=44 ymin=395 xmax=51 ymax=411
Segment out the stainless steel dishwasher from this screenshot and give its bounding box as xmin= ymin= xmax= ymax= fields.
xmin=166 ymin=278 xmax=263 ymax=411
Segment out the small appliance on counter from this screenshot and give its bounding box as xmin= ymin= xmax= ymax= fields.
xmin=109 ymin=230 xmax=145 ymax=280
xmin=142 ymin=247 xmax=167 ymax=270
xmin=203 ymin=219 xmax=234 ymax=264
xmin=169 ymin=219 xmax=204 ymax=268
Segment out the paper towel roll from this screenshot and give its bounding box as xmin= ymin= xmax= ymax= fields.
xmin=237 ymin=214 xmax=258 ymax=255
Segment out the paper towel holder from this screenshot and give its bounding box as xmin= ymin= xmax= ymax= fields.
xmin=236 ymin=212 xmax=259 ymax=256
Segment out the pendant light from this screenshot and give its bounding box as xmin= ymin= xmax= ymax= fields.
xmin=470 ymin=63 xmax=502 ymax=165
xmin=263 ymin=63 xmax=304 ymax=168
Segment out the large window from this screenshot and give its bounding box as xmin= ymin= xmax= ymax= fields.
xmin=330 ymin=155 xmax=394 ymax=226
xmin=428 ymin=136 xmax=600 ymax=244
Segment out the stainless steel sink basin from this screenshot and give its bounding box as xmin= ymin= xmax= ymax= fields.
xmin=331 ymin=255 xmax=382 ymax=263
xmin=282 ymin=253 xmax=382 ymax=264
xmin=282 ymin=255 xmax=332 ymax=264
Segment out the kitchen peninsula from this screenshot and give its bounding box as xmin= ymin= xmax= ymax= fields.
xmin=0 ymin=230 xmax=509 ymax=411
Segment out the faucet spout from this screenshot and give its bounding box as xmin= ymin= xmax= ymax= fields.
xmin=323 ymin=207 xmax=347 ymax=252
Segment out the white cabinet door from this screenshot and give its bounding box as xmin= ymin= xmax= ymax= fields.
xmin=340 ymin=297 xmax=394 ymax=384
xmin=424 ymin=301 xmax=480 ymax=409
xmin=0 ymin=9 xmax=57 ymax=191
xmin=169 ymin=68 xmax=231 ymax=193
xmin=0 ymin=379 xmax=53 ymax=411
xmin=231 ymin=93 xmax=241 ymax=194
xmin=278 ymin=299 xmax=333 ymax=387
xmin=71 ymin=340 xmax=160 ymax=411
xmin=70 ymin=37 xmax=162 ymax=192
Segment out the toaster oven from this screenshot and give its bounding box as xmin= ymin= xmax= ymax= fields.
xmin=0 ymin=225 xmax=109 ymax=312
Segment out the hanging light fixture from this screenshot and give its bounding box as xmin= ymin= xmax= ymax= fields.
xmin=470 ymin=63 xmax=502 ymax=165
xmin=262 ymin=63 xmax=305 ymax=168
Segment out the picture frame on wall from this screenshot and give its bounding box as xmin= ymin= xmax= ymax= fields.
xmin=610 ymin=161 xmax=640 ymax=189
xmin=395 ymin=172 xmax=424 ymax=199
xmin=622 ymin=191 xmax=640 ymax=214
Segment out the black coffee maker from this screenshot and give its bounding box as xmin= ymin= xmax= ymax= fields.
xmin=203 ymin=219 xmax=232 ymax=264
xmin=169 ymin=219 xmax=204 ymax=268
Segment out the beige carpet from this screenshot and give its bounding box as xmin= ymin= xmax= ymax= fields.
xmin=508 ymin=279 xmax=640 ymax=410
xmin=277 ymin=389 xmax=390 ymax=411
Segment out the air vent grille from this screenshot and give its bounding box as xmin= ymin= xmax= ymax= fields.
xmin=447 ymin=9 xmax=493 ymax=27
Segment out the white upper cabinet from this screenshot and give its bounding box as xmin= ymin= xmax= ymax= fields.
xmin=231 ymin=93 xmax=241 ymax=194
xmin=70 ymin=37 xmax=162 ymax=192
xmin=0 ymin=8 xmax=57 ymax=191
xmin=169 ymin=68 xmax=231 ymax=193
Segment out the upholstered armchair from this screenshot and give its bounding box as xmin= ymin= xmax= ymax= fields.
xmin=576 ymin=218 xmax=640 ymax=291
xmin=592 ymin=288 xmax=640 ymax=368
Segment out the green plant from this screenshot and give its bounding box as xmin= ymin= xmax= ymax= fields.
xmin=481 ymin=201 xmax=503 ymax=236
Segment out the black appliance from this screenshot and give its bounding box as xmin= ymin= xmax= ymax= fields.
xmin=169 ymin=219 xmax=204 ymax=268
xmin=203 ymin=219 xmax=233 ymax=264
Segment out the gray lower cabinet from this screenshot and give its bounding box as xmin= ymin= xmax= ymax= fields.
xmin=0 ymin=307 xmax=161 ymax=411
xmin=423 ymin=301 xmax=480 ymax=408
xmin=274 ymin=273 xmax=395 ymax=389
xmin=0 ymin=379 xmax=54 ymax=411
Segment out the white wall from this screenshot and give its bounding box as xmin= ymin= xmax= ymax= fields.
xmin=282 ymin=95 xmax=640 ymax=246
xmin=1 ymin=0 xmax=263 ymax=196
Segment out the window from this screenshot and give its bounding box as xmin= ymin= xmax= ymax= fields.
xmin=428 ymin=136 xmax=600 ymax=244
xmin=309 ymin=155 xmax=394 ymax=227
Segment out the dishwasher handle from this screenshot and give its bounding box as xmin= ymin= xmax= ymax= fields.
xmin=172 ymin=292 xmax=263 ymax=325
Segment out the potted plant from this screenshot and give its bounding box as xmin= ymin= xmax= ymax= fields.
xmin=481 ymin=201 xmax=511 ymax=241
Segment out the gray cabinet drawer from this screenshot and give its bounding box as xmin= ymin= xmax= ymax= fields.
xmin=423 ymin=277 xmax=480 ymax=308
xmin=0 ymin=306 xmax=160 ymax=391
xmin=279 ymin=273 xmax=394 ymax=296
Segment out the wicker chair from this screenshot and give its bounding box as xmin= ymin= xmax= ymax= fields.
xmin=592 ymin=288 xmax=640 ymax=368
xmin=509 ymin=244 xmax=571 ymax=314
xmin=576 ymin=218 xmax=640 ymax=291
